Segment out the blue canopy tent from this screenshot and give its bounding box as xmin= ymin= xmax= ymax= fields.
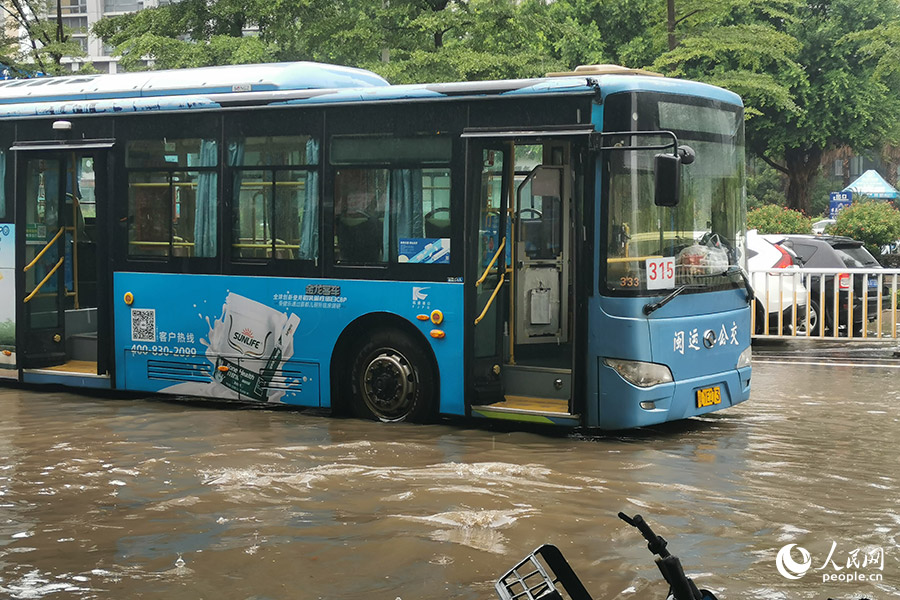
xmin=842 ymin=169 xmax=899 ymax=200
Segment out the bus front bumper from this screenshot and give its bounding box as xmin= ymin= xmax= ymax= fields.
xmin=597 ymin=360 xmax=751 ymax=430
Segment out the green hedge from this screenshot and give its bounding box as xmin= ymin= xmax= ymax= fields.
xmin=747 ymin=205 xmax=812 ymax=234
xmin=832 ymin=199 xmax=900 ymax=257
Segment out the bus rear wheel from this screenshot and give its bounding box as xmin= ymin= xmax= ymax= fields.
xmin=349 ymin=329 xmax=435 ymax=423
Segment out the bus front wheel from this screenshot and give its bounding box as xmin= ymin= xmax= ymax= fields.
xmin=349 ymin=329 xmax=435 ymax=423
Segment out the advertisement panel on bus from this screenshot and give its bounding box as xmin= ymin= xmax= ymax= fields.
xmin=0 ymin=224 xmax=14 ymax=378
xmin=113 ymin=273 xmax=465 ymax=413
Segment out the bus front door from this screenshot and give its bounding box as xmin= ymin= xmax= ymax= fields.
xmin=16 ymin=150 xmax=108 ymax=379
xmin=471 ymin=146 xmax=509 ymax=404
xmin=467 ymin=139 xmax=578 ymax=425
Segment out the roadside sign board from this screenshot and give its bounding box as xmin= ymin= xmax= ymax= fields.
xmin=829 ymin=191 xmax=853 ymax=218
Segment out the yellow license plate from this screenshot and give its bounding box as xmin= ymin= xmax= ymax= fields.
xmin=696 ymin=386 xmax=722 ymax=408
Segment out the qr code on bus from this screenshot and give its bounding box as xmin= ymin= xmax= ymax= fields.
xmin=131 ymin=308 xmax=156 ymax=342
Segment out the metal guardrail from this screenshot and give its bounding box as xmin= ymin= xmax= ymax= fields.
xmin=749 ymin=267 xmax=900 ymax=340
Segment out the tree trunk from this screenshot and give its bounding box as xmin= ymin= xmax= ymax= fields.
xmin=53 ymin=0 xmax=65 ymax=68
xmin=667 ymin=0 xmax=677 ymax=50
xmin=783 ymin=147 xmax=823 ymax=215
xmin=881 ymin=144 xmax=900 ymax=189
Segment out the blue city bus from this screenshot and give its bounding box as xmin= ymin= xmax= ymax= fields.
xmin=0 ymin=61 xmax=751 ymax=429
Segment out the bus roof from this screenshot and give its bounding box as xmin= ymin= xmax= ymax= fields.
xmin=0 ymin=61 xmax=742 ymax=119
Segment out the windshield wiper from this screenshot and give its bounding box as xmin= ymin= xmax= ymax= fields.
xmin=643 ymin=284 xmax=698 ymax=315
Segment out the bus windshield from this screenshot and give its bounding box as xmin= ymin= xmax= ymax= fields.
xmin=602 ymin=92 xmax=745 ymax=295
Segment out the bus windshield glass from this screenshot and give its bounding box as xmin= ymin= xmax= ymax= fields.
xmin=602 ymin=92 xmax=745 ymax=295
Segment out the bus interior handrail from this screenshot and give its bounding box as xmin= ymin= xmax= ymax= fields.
xmin=24 ymin=257 xmax=64 ymax=303
xmin=475 ymin=273 xmax=506 ymax=325
xmin=23 ymin=227 xmax=64 ymax=273
xmin=594 ymin=129 xmax=678 ymax=153
xmin=476 ymin=236 xmax=506 ymax=287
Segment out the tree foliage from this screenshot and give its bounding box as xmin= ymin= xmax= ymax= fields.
xmin=89 ymin=0 xmax=900 ymax=219
xmin=653 ymin=0 xmax=900 ymax=215
xmin=3 ymin=0 xmax=93 ymax=75
xmin=832 ymin=199 xmax=900 ymax=256
xmin=747 ymin=204 xmax=812 ymax=234
xmin=91 ymin=0 xmax=277 ymax=70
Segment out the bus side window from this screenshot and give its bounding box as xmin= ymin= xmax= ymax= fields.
xmin=330 ymin=135 xmax=452 ymax=266
xmin=229 ymin=136 xmax=319 ymax=262
xmin=334 ymin=169 xmax=388 ymax=264
xmin=128 ymin=172 xmax=170 ymax=257
xmin=125 ymin=138 xmax=217 ymax=258
xmin=423 ymin=168 xmax=451 ymax=239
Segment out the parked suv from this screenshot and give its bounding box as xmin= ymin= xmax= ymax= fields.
xmin=777 ymin=235 xmax=884 ymax=336
xmin=746 ymin=230 xmax=808 ymax=334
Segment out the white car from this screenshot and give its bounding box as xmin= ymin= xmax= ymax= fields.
xmin=746 ymin=230 xmax=809 ymax=334
xmin=812 ymin=218 xmax=836 ymax=235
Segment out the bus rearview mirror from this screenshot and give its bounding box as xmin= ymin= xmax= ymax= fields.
xmin=654 ymin=153 xmax=681 ymax=207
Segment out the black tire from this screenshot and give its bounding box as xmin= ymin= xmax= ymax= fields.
xmin=348 ymin=329 xmax=435 ymax=423
xmin=793 ymin=300 xmax=822 ymax=336
xmin=818 ymin=305 xmax=836 ymax=336
xmin=754 ymin=303 xmax=766 ymax=335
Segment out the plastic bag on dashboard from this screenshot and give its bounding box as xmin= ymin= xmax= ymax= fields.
xmin=677 ymin=243 xmax=728 ymax=276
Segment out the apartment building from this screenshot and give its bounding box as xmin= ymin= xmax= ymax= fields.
xmin=59 ymin=0 xmax=170 ymax=73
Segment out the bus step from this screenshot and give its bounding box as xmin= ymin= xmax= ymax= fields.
xmin=501 ymin=364 xmax=571 ymax=400
xmin=471 ymin=395 xmax=579 ymax=426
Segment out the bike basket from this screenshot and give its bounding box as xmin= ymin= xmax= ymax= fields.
xmin=495 ymin=545 xmax=593 ymax=600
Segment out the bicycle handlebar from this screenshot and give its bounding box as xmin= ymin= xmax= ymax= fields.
xmin=618 ymin=512 xmax=704 ymax=600
xmin=618 ymin=512 xmax=670 ymax=558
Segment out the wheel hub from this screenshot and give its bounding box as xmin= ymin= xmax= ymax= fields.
xmin=362 ymin=351 xmax=416 ymax=418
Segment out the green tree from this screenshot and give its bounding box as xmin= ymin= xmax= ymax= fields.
xmin=746 ymin=161 xmax=787 ymax=210
xmin=92 ymin=0 xmax=278 ymax=70
xmin=93 ymin=0 xmax=603 ymax=79
xmin=654 ymin=0 xmax=900 ymax=215
xmin=747 ymin=204 xmax=811 ymax=234
xmin=364 ymin=0 xmax=602 ymax=83
xmin=832 ymin=199 xmax=900 ymax=256
xmin=3 ymin=0 xmax=93 ymax=75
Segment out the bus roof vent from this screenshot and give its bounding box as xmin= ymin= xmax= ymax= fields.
xmin=545 ymin=64 xmax=664 ymax=78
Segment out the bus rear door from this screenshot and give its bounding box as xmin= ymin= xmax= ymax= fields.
xmin=14 ymin=144 xmax=112 ymax=386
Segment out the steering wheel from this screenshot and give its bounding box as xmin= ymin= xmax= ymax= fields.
xmin=340 ymin=210 xmax=371 ymax=225
xmin=425 ymin=207 xmax=451 ymax=219
xmin=518 ymin=208 xmax=542 ymax=219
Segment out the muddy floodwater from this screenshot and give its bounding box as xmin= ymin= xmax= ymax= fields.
xmin=0 ymin=358 xmax=898 ymax=599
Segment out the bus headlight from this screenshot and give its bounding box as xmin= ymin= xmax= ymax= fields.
xmin=603 ymin=358 xmax=673 ymax=388
xmin=736 ymin=346 xmax=752 ymax=369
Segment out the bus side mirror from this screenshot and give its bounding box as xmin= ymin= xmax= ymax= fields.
xmin=654 ymin=153 xmax=681 ymax=207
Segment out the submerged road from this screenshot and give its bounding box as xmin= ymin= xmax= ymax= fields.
xmin=0 ymin=344 xmax=897 ymax=599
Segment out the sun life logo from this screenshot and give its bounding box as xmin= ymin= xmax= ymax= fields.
xmin=776 ymin=544 xmax=812 ymax=579
xmin=230 ymin=326 xmax=262 ymax=354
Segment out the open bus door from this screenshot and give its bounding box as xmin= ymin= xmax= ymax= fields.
xmin=464 ymin=131 xmax=580 ymax=426
xmin=14 ymin=143 xmax=112 ymax=384
xmin=19 ymin=155 xmax=67 ymax=368
xmin=469 ymin=143 xmax=510 ymax=404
